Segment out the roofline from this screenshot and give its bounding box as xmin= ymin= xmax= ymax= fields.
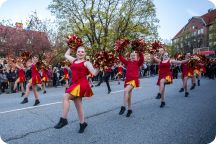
xmin=172 ymin=16 xmax=207 ymax=40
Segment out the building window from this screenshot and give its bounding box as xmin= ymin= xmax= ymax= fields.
xmin=209 ymin=33 xmax=213 ymax=39
xmin=209 ymin=25 xmax=213 ymax=30
xmin=193 ymin=31 xmax=197 ymax=36
xmin=200 ymin=28 xmax=204 ymax=34
xmin=197 ymin=29 xmax=204 ymax=35
xmin=0 ymin=37 xmax=6 ymax=43
xmin=27 ymin=39 xmax=32 ymax=44
xmin=198 ymin=29 xmax=200 ymax=35
xmin=209 ymin=42 xmax=213 ymax=46
xmin=188 ymin=42 xmax=191 ymax=46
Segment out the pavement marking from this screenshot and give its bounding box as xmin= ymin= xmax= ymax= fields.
xmin=0 ymin=102 xmax=61 ymax=114
xmin=110 ymin=87 xmax=142 ymax=94
xmin=0 ymin=87 xmax=142 ymax=115
xmin=110 ymin=89 xmax=124 ymax=94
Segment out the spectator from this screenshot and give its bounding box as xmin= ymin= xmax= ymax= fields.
xmin=6 ymin=68 xmax=17 ymax=93
xmin=52 ymin=67 xmax=58 ymax=87
xmin=0 ymin=69 xmax=8 ymax=93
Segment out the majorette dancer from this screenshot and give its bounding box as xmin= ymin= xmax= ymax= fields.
xmin=118 ymin=51 xmax=144 ymax=117
xmin=115 ymin=62 xmax=124 ymax=85
xmin=59 ymin=63 xmax=70 ymax=90
xmin=152 ymin=52 xmax=188 ymax=108
xmin=13 ymin=62 xmax=26 ymax=97
xmin=54 ymin=47 xmax=99 ymax=133
xmin=41 ymin=64 xmax=49 ymax=94
xmin=20 ymin=56 xmax=42 ymax=106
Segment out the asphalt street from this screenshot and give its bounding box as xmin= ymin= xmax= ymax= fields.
xmin=0 ymin=76 xmax=215 ymax=144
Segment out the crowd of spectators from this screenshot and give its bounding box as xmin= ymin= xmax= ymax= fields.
xmin=0 ymin=57 xmax=216 ymax=95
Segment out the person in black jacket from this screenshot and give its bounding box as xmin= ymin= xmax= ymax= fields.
xmin=0 ymin=69 xmax=8 ymax=93
xmin=6 ymin=68 xmax=17 ymax=93
xmin=95 ymin=67 xmax=112 ymax=94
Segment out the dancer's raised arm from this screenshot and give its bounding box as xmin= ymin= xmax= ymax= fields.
xmin=65 ymin=48 xmax=76 ymax=63
xmin=151 ymin=54 xmax=161 ymax=64
xmin=138 ymin=52 xmax=144 ymax=66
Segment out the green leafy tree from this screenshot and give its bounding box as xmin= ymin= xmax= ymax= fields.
xmin=48 ymin=0 xmax=159 ymax=55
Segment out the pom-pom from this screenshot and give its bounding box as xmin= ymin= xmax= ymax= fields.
xmin=114 ymin=39 xmax=130 ymax=53
xmin=149 ymin=40 xmax=164 ymax=54
xmin=92 ymin=50 xmax=116 ymax=69
xmin=188 ymin=54 xmax=201 ymax=68
xmin=66 ymin=34 xmax=83 ymax=52
xmin=131 ymin=39 xmax=147 ymax=52
xmin=174 ymin=53 xmax=185 ymax=60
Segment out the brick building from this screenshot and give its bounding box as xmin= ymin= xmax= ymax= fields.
xmin=172 ymin=9 xmax=216 ymax=54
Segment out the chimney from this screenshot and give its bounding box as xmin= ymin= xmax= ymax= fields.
xmin=15 ymin=22 xmax=23 ymax=30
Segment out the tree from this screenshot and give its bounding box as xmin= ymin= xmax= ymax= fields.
xmin=48 ymin=0 xmax=159 ymax=54
xmin=25 ymin=11 xmax=58 ymax=47
xmin=0 ymin=24 xmax=51 ymax=57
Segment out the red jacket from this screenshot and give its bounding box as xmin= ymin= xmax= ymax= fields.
xmin=119 ymin=53 xmax=144 ymax=79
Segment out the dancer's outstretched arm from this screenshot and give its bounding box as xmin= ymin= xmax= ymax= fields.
xmin=85 ymin=61 xmax=99 ymax=76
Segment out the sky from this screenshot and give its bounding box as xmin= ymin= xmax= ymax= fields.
xmin=0 ymin=0 xmax=215 ymax=41
xmin=154 ymin=0 xmax=215 ymax=41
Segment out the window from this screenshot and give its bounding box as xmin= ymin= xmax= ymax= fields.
xmin=193 ymin=31 xmax=197 ymax=36
xmin=188 ymin=42 xmax=191 ymax=46
xmin=209 ymin=42 xmax=213 ymax=46
xmin=209 ymin=33 xmax=213 ymax=39
xmin=27 ymin=39 xmax=32 ymax=44
xmin=198 ymin=30 xmax=200 ymax=35
xmin=0 ymin=37 xmax=6 ymax=43
xmin=200 ymin=28 xmax=204 ymax=34
xmin=209 ymin=25 xmax=213 ymax=30
xmin=197 ymin=29 xmax=204 ymax=35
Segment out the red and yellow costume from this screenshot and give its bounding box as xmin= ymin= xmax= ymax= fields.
xmin=16 ymin=68 xmax=26 ymax=83
xmin=181 ymin=62 xmax=193 ymax=78
xmin=66 ymin=60 xmax=93 ymax=97
xmin=117 ymin=66 xmax=123 ymax=76
xmin=42 ymin=68 xmax=49 ymax=82
xmin=119 ymin=53 xmax=144 ymax=88
xmin=63 ymin=68 xmax=69 ymax=80
xmin=200 ymin=65 xmax=206 ymax=73
xmin=157 ymin=60 xmax=173 ymax=85
xmin=193 ymin=65 xmax=201 ymax=76
xmin=29 ymin=64 xmax=41 ymax=85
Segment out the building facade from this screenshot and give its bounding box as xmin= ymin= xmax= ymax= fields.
xmin=172 ymin=9 xmax=216 ymax=54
